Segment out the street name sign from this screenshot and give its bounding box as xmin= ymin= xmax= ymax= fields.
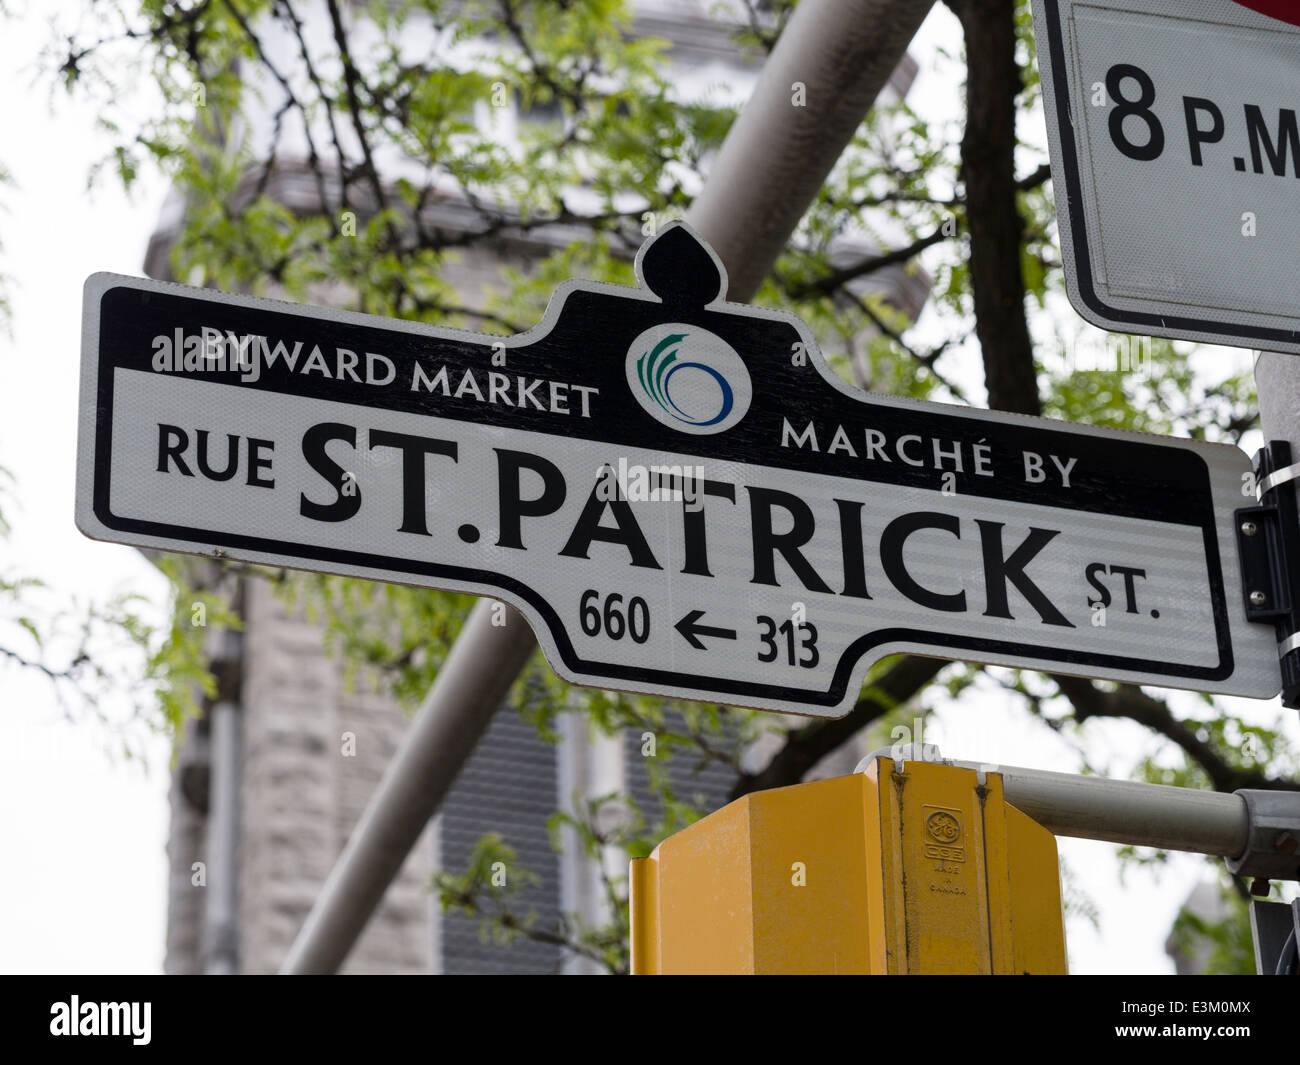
xmin=77 ymin=223 xmax=1281 ymax=718
xmin=1031 ymin=0 xmax=1300 ymax=353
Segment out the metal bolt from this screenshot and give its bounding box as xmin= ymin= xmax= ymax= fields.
xmin=1241 ymin=520 xmax=1258 ymax=537
xmin=1250 ymin=590 xmax=1268 ymax=607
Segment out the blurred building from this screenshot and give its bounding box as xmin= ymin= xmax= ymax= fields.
xmin=1164 ymin=879 xmax=1238 ymax=976
xmin=151 ymin=0 xmax=928 ymax=974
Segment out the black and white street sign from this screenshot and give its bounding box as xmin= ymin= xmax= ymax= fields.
xmin=77 ymin=223 xmax=1280 ymax=717
xmin=1032 ymin=0 xmax=1300 ymax=353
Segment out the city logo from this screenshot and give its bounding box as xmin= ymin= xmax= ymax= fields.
xmin=625 ymin=323 xmax=752 ymax=435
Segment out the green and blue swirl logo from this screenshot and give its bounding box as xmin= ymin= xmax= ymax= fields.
xmin=625 ymin=324 xmax=752 ymax=435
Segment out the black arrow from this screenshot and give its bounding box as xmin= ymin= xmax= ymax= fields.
xmin=675 ymin=609 xmax=738 ymax=650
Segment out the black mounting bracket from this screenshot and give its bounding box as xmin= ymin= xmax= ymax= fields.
xmin=1250 ymin=898 xmax=1300 ymax=976
xmin=1235 ymin=441 xmax=1300 ymax=709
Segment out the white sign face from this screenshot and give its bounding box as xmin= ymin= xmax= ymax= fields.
xmin=1032 ymin=0 xmax=1300 ymax=353
xmin=77 ymin=223 xmax=1281 ymax=718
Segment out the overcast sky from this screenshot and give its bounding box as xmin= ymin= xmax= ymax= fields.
xmin=0 ymin=0 xmax=1295 ymax=975
xmin=1 ymin=2 xmax=172 ymax=973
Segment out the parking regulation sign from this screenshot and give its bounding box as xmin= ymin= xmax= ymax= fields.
xmin=77 ymin=223 xmax=1280 ymax=717
xmin=1032 ymin=0 xmax=1300 ymax=353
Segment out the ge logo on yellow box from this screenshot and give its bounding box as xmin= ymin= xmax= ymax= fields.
xmin=923 ymin=807 xmax=966 ymax=864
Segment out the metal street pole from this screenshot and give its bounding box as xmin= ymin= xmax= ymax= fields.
xmin=281 ymin=0 xmax=937 ymax=975
xmin=202 ymin=586 xmax=244 ymax=976
xmin=685 ymin=0 xmax=936 ymax=302
xmin=976 ymin=761 xmax=1249 ymax=856
xmin=202 ymin=700 xmax=243 ymax=975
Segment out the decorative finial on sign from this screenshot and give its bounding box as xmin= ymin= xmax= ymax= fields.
xmin=636 ymin=221 xmax=727 ymax=306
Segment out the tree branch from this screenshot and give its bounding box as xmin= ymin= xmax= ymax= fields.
xmin=1051 ymin=675 xmax=1298 ymax=794
xmin=947 ymin=0 xmax=1040 ymax=416
xmin=729 ymin=655 xmax=946 ymax=799
xmin=787 ymin=227 xmax=948 ymax=300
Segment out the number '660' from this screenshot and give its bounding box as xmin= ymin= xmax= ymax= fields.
xmin=579 ymin=589 xmax=650 ymax=643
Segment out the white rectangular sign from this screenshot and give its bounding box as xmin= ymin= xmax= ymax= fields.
xmin=76 ymin=224 xmax=1282 ymax=717
xmin=1032 ymin=0 xmax=1300 ymax=352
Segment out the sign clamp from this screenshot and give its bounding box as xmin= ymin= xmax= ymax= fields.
xmin=1236 ymin=441 xmax=1300 ymax=707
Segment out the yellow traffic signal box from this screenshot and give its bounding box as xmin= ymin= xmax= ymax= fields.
xmin=630 ymin=758 xmax=1066 ymax=974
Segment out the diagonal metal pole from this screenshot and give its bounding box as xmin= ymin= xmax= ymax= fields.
xmin=281 ymin=0 xmax=937 ymax=975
